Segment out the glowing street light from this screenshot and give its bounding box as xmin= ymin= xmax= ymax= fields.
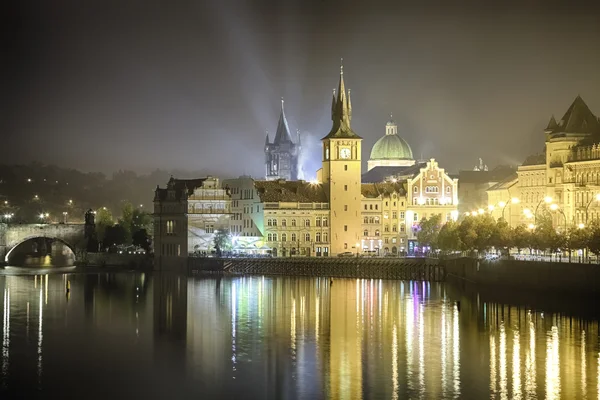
xmin=549 ymin=203 xmax=559 ymax=211
xmin=488 ymin=205 xmax=495 ymax=211
xmin=68 ymin=199 xmax=73 ymax=205
xmin=34 ymin=195 xmax=39 ymax=200
xmin=544 ymin=196 xmax=553 ymax=204
xmin=578 ymin=223 xmax=585 ymax=229
xmin=584 ymin=193 xmax=600 ymax=224
xmin=478 ymin=208 xmax=484 ymax=215
xmin=511 ymin=197 xmax=520 ymax=204
xmin=27 ymin=178 xmax=32 ymax=183
xmin=528 ymin=223 xmax=535 ymax=230
xmin=498 ymin=201 xmax=506 ymax=208
xmin=464 ymin=212 xmax=471 ymax=216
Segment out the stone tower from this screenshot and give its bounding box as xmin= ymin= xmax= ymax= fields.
xmin=320 ymin=63 xmax=362 ymax=256
xmin=153 ymin=176 xmax=189 ymax=271
xmin=265 ymin=99 xmax=300 ymax=181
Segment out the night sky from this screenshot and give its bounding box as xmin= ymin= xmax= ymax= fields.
xmin=5 ymin=0 xmax=600 ymax=178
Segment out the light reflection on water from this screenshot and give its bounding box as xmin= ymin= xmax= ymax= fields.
xmin=0 ymin=273 xmax=598 ymax=399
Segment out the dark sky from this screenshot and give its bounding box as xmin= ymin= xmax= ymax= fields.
xmin=4 ymin=0 xmax=600 ymax=178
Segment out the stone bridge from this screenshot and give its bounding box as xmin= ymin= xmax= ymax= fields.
xmin=0 ymin=223 xmax=86 ymax=263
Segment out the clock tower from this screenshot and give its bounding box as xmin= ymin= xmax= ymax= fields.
xmin=321 ymin=63 xmax=362 ymax=256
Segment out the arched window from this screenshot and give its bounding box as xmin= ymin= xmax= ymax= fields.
xmin=291 ymin=219 xmax=297 ymax=227
xmin=291 ymin=233 xmax=297 ymax=242
xmin=267 ymin=233 xmax=273 ymax=241
xmin=364 ymin=230 xmax=368 ymax=236
xmin=305 ymin=233 xmax=310 ymax=242
xmin=322 ymin=217 xmax=328 ymax=227
xmin=393 ymin=225 xmax=397 ymax=232
xmin=316 ymin=216 xmax=322 ymax=226
xmin=273 ymin=233 xmax=278 ymax=241
xmin=413 ymin=186 xmax=418 ymax=193
xmin=446 ymin=186 xmax=451 ymax=193
xmin=305 ymin=219 xmax=310 ymax=227
xmin=364 ymin=216 xmax=368 ymax=223
xmin=267 ymin=219 xmax=272 ymax=227
xmin=281 ymin=233 xmax=287 ymax=242
xmin=281 ymin=219 xmax=287 ymax=227
xmin=272 ymin=218 xmax=277 ymax=226
xmin=323 ymin=232 xmax=328 ymax=242
xmin=375 ymin=230 xmax=380 ymax=236
xmin=316 ymin=232 xmax=321 ymax=242
xmin=369 ymin=217 xmax=374 ymax=223
xmin=374 ymin=217 xmax=380 ymax=224
xmin=385 ymin=225 xmax=389 ymax=232
xmin=392 ymin=246 xmax=397 ymax=254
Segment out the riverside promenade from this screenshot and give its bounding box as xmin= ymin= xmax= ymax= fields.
xmin=188 ymin=256 xmax=446 ymax=281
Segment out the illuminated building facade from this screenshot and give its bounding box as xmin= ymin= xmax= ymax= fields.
xmin=265 ymin=100 xmax=301 ymax=181
xmin=488 ymin=96 xmax=600 ymax=228
xmin=186 ymin=177 xmax=232 ymax=253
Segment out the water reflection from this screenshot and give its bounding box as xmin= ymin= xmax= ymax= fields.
xmin=0 ymin=274 xmax=598 ymax=398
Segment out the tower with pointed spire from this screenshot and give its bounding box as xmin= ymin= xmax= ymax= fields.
xmin=264 ymin=98 xmax=300 ymax=181
xmin=319 ymin=60 xmax=362 ymax=256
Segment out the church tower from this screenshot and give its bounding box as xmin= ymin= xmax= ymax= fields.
xmin=321 ymin=63 xmax=362 ymax=255
xmin=265 ymin=99 xmax=300 ymax=181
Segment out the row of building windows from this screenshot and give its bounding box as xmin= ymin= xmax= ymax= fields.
xmin=267 ymin=232 xmax=329 ymax=242
xmin=266 ymin=217 xmax=329 ymax=227
xmin=414 ymin=186 xmax=452 ymax=193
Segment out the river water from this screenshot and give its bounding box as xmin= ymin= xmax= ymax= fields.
xmin=0 ymin=270 xmax=598 ymax=399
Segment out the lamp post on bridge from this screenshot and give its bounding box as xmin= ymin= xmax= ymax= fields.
xmin=549 ymin=203 xmax=567 ymax=232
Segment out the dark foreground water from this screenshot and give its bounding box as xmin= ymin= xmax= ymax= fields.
xmin=0 ymin=269 xmax=598 ymax=399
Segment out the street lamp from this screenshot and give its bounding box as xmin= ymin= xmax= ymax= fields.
xmin=585 ymin=193 xmax=600 ymax=224
xmin=549 ymin=203 xmax=567 ymax=231
xmin=63 ymin=211 xmax=68 ymax=224
xmin=3 ymin=213 xmax=13 ymax=223
xmin=578 ymin=223 xmax=585 ymax=229
xmin=528 ymin=223 xmax=535 ymax=230
xmin=534 ymin=196 xmax=553 ymax=224
xmin=477 ymin=208 xmax=484 ymax=215
xmin=355 ymin=242 xmax=360 ymax=257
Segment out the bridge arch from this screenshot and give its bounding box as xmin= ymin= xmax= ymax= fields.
xmin=4 ymin=235 xmax=77 ymax=263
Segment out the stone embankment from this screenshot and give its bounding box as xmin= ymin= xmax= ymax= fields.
xmin=188 ymin=257 xmax=445 ymax=281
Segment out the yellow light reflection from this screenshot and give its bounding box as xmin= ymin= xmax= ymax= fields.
xmin=581 ymin=330 xmax=586 ymax=400
xmin=513 ymin=330 xmax=521 ymax=400
xmin=3 ymin=288 xmax=10 ymax=377
xmin=419 ymin=303 xmax=425 ymax=398
xmin=405 ymin=297 xmax=414 ymax=390
xmin=500 ymin=322 xmax=507 ymax=400
xmin=291 ymin=298 xmax=296 ymax=359
xmin=453 ymin=303 xmax=460 ymax=397
xmin=546 ymin=326 xmax=560 ymax=400
xmin=392 ymin=323 xmax=398 ymax=400
xmin=441 ymin=303 xmax=447 ymax=398
xmin=525 ymin=318 xmax=536 ymax=398
xmin=490 ymin=334 xmax=497 ymax=393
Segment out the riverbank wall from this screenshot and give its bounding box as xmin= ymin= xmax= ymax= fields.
xmin=188 ymin=257 xmax=445 ymax=281
xmin=82 ymin=253 xmax=153 ymax=269
xmin=445 ymin=257 xmax=600 ymax=293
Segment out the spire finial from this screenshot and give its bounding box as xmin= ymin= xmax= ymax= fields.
xmin=340 ymin=58 xmax=344 ymax=75
xmin=390 ymin=112 xmax=393 ymax=119
xmin=281 ymin=97 xmax=284 ymax=107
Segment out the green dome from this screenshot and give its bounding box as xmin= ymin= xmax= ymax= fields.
xmin=370 ymin=134 xmax=413 ymax=160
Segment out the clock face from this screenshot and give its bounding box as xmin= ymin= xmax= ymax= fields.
xmin=340 ymin=148 xmax=351 ymax=159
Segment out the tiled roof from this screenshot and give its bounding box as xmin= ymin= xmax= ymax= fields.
xmin=254 ymin=180 xmax=329 ymax=203
xmin=522 ymin=153 xmax=545 ymax=166
xmin=361 ymin=163 xmax=425 ymax=183
xmin=361 ymin=182 xmax=406 ymax=198
xmin=487 ymin=173 xmax=518 ymax=191
xmin=555 ymin=96 xmax=600 ymax=135
xmin=458 ymin=165 xmax=516 ymax=184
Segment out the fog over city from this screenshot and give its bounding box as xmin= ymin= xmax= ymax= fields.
xmin=5 ymin=0 xmax=600 ymax=177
